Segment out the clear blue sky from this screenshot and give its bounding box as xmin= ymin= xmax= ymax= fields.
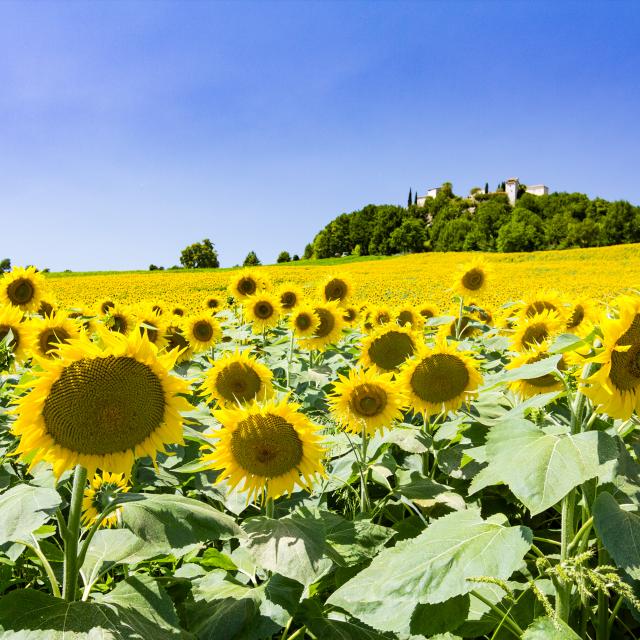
xmin=1 ymin=0 xmax=638 ymax=271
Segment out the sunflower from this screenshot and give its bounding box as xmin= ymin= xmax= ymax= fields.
xmin=582 ymin=298 xmax=640 ymax=419
xmin=452 ymin=259 xmax=490 ymax=296
xmin=329 ymin=367 xmax=407 ymax=436
xmin=321 ymin=275 xmax=352 ymax=304
xmin=81 ymin=471 xmax=130 ymax=528
xmin=201 ymin=398 xmax=325 ymax=500
xmin=103 ymin=304 xmax=134 ymax=335
xmin=184 ymin=314 xmax=222 ymax=353
xmin=517 ymin=291 xmax=567 ymax=322
xmin=204 ymin=296 xmax=223 ymax=312
xmin=398 ymin=339 xmax=483 ymax=417
xmin=200 ymin=350 xmax=273 ymax=406
xmin=371 ymin=306 xmax=392 ymax=327
xmin=38 ymin=299 xmax=57 ymax=317
xmin=172 ymin=306 xmax=186 ymax=317
xmin=511 ymin=310 xmax=564 ymax=352
xmin=0 ymin=266 xmax=47 ymax=312
xmin=25 ymin=312 xmax=82 ymax=359
xmin=298 ymin=301 xmax=345 ymax=351
xmin=342 ymin=306 xmax=359 ymax=325
xmin=229 ymin=270 xmax=268 ymax=300
xmin=395 ymin=306 xmax=424 ymax=331
xmin=360 ymin=324 xmax=420 ymax=372
xmin=164 ymin=324 xmax=193 ymax=362
xmin=506 ymin=345 xmax=566 ymax=399
xmin=440 ymin=305 xmax=484 ymax=340
xmin=0 ymin=305 xmax=28 ymax=363
xmin=244 ymin=293 xmax=281 ymax=333
xmin=277 ymin=285 xmax=303 ymax=311
xmin=418 ymin=303 xmax=439 ymax=320
xmin=133 ymin=305 xmax=168 ymax=350
xmin=290 ymin=305 xmax=320 ymax=338
xmin=96 ymin=299 xmax=116 ymax=316
xmin=565 ymin=298 xmax=597 ymax=336
xmin=11 ymin=331 xmax=190 ymax=477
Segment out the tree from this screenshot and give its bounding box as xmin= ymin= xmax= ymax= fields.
xmin=0 ymin=258 xmax=10 ymax=273
xmin=292 ymin=254 xmax=300 ymax=261
xmin=390 ymin=218 xmax=427 ymax=253
xmin=414 ymin=192 xmax=418 ymax=205
xmin=408 ymin=188 xmax=412 ymax=208
xmin=303 ymin=243 xmax=314 ymax=260
xmin=496 ymin=208 xmax=545 ymax=252
xmin=243 ymin=251 xmax=261 ymax=266
xmin=179 ymin=239 xmax=219 ymax=269
xmin=149 ymin=264 xmax=164 ymax=271
xmin=484 ymin=182 xmax=489 ymax=194
xmin=277 ymin=251 xmax=291 ymax=263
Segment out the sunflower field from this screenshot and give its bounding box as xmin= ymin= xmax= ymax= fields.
xmin=1 ymin=257 xmax=640 ymax=639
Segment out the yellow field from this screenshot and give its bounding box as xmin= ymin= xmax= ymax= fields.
xmin=46 ymin=243 xmax=640 ymax=313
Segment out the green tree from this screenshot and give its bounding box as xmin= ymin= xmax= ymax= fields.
xmin=179 ymin=239 xmax=219 ymax=269
xmin=484 ymin=182 xmax=489 ymax=194
xmin=243 ymin=251 xmax=261 ymax=266
xmin=408 ymin=188 xmax=412 ymax=208
xmin=276 ymin=251 xmax=291 ymax=263
xmin=303 ymin=243 xmax=314 ymax=260
xmin=390 ymin=218 xmax=426 ymax=253
xmin=496 ymin=208 xmax=545 ymax=252
xmin=0 ymin=258 xmax=10 ymax=272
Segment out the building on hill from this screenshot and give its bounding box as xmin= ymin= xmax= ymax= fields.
xmin=505 ymin=177 xmax=549 ymax=206
xmin=415 ymin=186 xmax=441 ymax=207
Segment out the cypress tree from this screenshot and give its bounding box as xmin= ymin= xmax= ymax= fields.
xmin=408 ymin=188 xmax=412 ymax=208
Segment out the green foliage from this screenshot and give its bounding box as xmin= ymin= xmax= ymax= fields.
xmin=0 ymin=258 xmax=10 ymax=272
xmin=179 ymin=238 xmax=220 ymax=269
xmin=306 ymin=185 xmax=639 ymax=255
xmin=243 ymin=250 xmax=261 ymax=266
xmin=276 ymin=251 xmax=291 ymax=263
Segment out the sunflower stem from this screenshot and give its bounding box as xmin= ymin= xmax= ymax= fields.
xmin=286 ymin=329 xmax=295 ymax=388
xmin=62 ymin=464 xmax=88 ymax=602
xmin=17 ymin=536 xmax=61 ymax=598
xmin=265 ymin=496 xmax=275 ymax=519
xmin=359 ymin=422 xmax=370 ymax=514
xmin=455 ymin=295 xmax=464 ymax=340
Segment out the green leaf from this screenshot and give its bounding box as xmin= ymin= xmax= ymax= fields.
xmin=522 ymin=616 xmax=581 ymax=639
xmin=80 ymin=529 xmax=159 ymax=589
xmin=320 ymin=511 xmax=395 ymax=566
xmin=469 ymin=420 xmax=618 ymax=515
xmin=296 ymin=599 xmax=392 ymax=640
xmin=483 ymin=354 xmax=563 ymax=388
xmin=122 ymin=492 xmax=242 ymax=558
xmin=409 ymin=594 xmax=469 ymax=636
xmin=327 ymin=509 xmax=532 ymax=633
xmin=593 ymin=492 xmax=640 ymax=579
xmin=185 ymin=571 xmax=302 ymax=640
xmin=0 ymin=484 xmax=62 ymax=551
xmin=0 ymin=574 xmax=183 ymax=639
xmin=242 ymin=508 xmax=332 ymax=586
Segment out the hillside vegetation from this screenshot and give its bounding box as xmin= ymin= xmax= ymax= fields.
xmin=308 ymin=184 xmax=640 ymax=258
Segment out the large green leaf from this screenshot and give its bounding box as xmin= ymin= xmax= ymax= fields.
xmin=593 ymin=491 xmax=640 ymax=579
xmin=0 ymin=574 xmax=183 ymax=639
xmin=0 ymin=484 xmax=62 ymax=547
xmin=80 ymin=528 xmax=160 ymax=590
xmin=242 ymin=508 xmax=332 ymax=586
xmin=320 ymin=510 xmax=395 ymax=566
xmin=469 ymin=420 xmax=618 ymax=515
xmin=122 ymin=493 xmax=242 ymax=558
xmin=327 ymin=509 xmax=532 ymax=633
xmin=522 ymin=617 xmax=581 ymax=639
xmin=185 ymin=570 xmax=303 ymax=640
xmin=484 ymin=354 xmax=563 ymax=388
xmin=296 ymin=599 xmax=392 ymax=640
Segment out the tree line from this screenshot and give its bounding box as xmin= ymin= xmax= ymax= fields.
xmin=307 ymin=183 xmax=640 ymax=258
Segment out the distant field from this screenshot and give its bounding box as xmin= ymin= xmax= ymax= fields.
xmin=46 ymin=244 xmax=640 ymax=313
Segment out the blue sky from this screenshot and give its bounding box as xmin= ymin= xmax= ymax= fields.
xmin=1 ymin=0 xmax=639 ymax=271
